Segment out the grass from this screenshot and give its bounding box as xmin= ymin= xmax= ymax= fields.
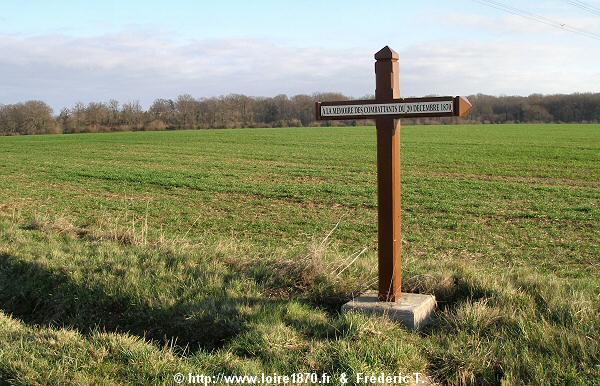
xmin=0 ymin=124 xmax=598 ymax=385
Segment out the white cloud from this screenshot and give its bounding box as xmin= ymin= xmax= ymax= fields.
xmin=0 ymin=31 xmax=598 ymax=111
xmin=0 ymin=32 xmax=373 ymax=110
xmin=399 ymin=41 xmax=600 ymax=97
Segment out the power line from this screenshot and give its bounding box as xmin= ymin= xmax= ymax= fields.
xmin=471 ymin=0 xmax=600 ymax=41
xmin=474 ymin=0 xmax=600 ymax=40
xmin=474 ymin=0 xmax=600 ymax=39
xmin=565 ymin=0 xmax=600 ymax=16
xmin=569 ymin=0 xmax=600 ymax=13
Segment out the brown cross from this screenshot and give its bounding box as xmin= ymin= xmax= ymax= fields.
xmin=315 ymin=46 xmax=472 ymax=302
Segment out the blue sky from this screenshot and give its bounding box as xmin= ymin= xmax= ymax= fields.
xmin=0 ymin=1 xmax=472 ymax=43
xmin=1 ymin=0 xmax=599 ymax=110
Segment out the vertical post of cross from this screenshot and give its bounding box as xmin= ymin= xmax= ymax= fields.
xmin=375 ymin=46 xmax=402 ymax=302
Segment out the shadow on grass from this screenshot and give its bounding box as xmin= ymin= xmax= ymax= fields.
xmin=0 ymin=252 xmax=289 ymax=353
xmin=0 ymin=247 xmax=511 ymax=358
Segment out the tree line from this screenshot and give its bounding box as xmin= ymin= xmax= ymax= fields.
xmin=1 ymin=92 xmax=599 ymax=135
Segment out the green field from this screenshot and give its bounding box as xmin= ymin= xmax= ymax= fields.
xmin=0 ymin=124 xmax=598 ymax=385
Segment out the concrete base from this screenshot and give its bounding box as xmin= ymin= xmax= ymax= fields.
xmin=342 ymin=291 xmax=436 ymax=330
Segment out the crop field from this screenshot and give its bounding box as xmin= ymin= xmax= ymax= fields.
xmin=0 ymin=124 xmax=598 ymax=385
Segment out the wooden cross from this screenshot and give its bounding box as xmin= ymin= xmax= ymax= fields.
xmin=315 ymin=46 xmax=472 ymax=302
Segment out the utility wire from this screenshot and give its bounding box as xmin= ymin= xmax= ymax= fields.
xmin=472 ymin=0 xmax=600 ymax=41
xmin=564 ymin=0 xmax=600 ymax=16
xmin=475 ymin=0 xmax=600 ymax=39
xmin=569 ymin=0 xmax=600 ymax=13
xmin=474 ymin=0 xmax=600 ymax=39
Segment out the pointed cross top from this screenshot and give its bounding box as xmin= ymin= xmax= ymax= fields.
xmin=374 ymin=46 xmax=399 ymax=61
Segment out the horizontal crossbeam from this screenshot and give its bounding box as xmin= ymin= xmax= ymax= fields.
xmin=315 ymin=96 xmax=471 ymax=120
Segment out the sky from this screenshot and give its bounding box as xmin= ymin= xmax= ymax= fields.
xmin=1 ymin=0 xmax=599 ymax=111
